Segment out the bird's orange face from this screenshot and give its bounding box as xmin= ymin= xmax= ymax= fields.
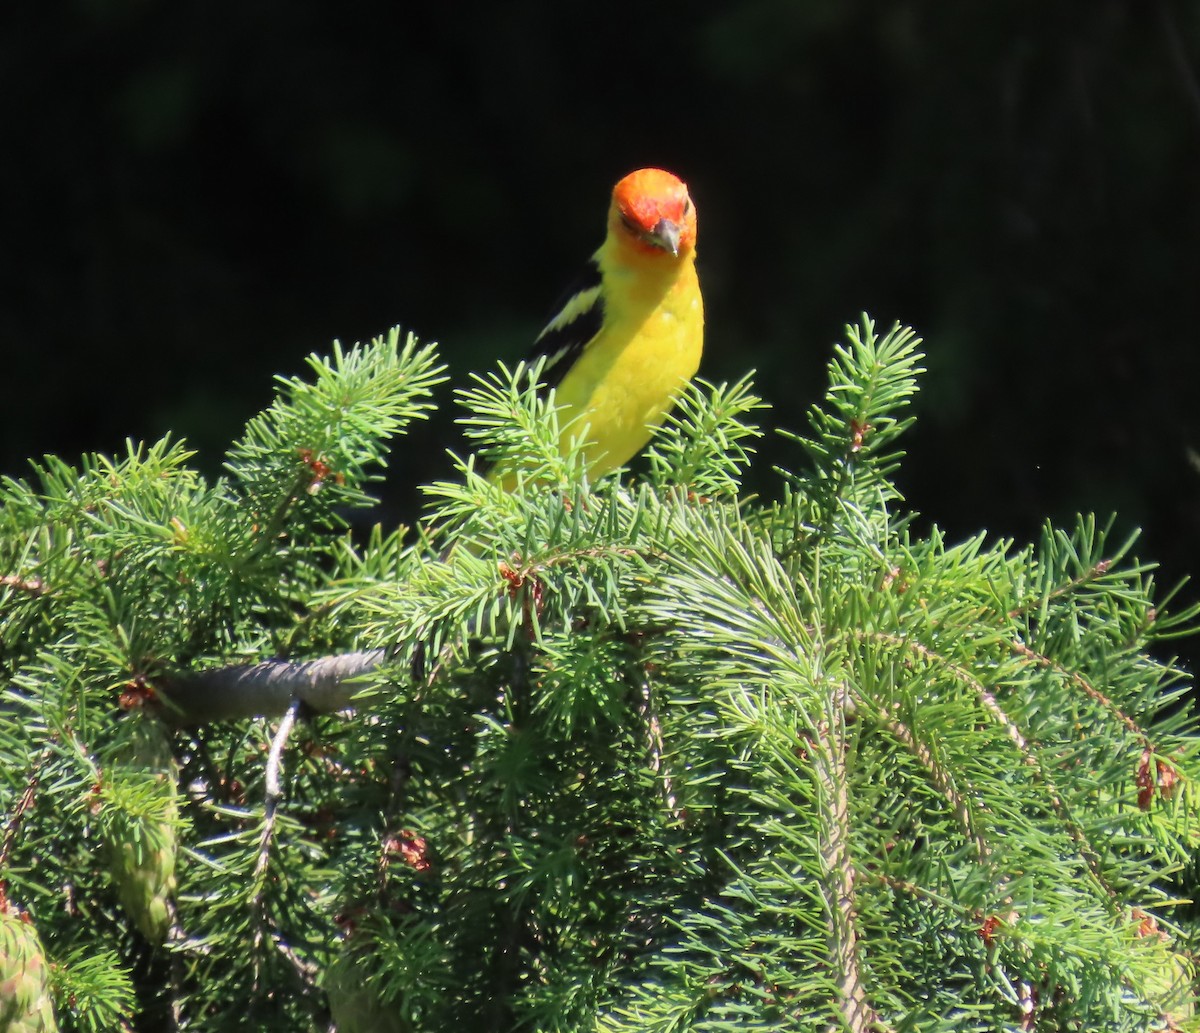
xmin=608 ymin=168 xmax=697 ymax=258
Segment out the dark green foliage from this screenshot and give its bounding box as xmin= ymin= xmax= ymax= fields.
xmin=0 ymin=329 xmax=443 ymax=1030
xmin=1 ymin=319 xmax=1197 ymax=1030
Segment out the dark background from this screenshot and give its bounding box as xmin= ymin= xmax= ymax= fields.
xmin=4 ymin=2 xmax=1200 ymax=667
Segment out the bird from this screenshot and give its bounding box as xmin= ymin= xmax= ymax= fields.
xmin=513 ymin=167 xmax=704 ymax=482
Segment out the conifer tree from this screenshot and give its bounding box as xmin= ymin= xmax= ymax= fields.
xmin=0 ymin=320 xmax=1196 ymax=1031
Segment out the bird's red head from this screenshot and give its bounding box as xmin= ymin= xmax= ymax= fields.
xmin=608 ymin=168 xmax=697 ymax=258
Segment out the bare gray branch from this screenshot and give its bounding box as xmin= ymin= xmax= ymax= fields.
xmin=158 ymin=650 xmax=386 ymax=723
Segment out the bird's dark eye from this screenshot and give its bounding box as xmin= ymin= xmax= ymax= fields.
xmin=682 ymin=198 xmax=692 ymax=215
xmin=619 ymin=212 xmax=639 ymax=234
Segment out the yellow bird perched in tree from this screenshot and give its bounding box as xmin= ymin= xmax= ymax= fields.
xmin=516 ymin=167 xmax=704 ymax=481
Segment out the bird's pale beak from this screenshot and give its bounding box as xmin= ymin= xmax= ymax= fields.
xmin=648 ymin=218 xmax=682 ymax=257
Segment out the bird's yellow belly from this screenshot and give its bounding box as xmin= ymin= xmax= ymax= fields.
xmin=556 ymin=286 xmax=703 ymax=478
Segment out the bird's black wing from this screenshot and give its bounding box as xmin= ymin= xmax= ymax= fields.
xmin=526 ymin=255 xmax=605 ymax=393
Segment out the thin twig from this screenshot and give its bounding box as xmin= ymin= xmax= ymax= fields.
xmin=877 ymin=712 xmax=990 ymax=863
xmin=0 ymin=747 xmax=52 ymax=869
xmin=1010 ymin=639 xmax=1147 ymax=743
xmin=248 ymin=700 xmax=309 ymax=999
xmin=640 ymin=673 xmax=680 ymax=821
xmin=863 ymin=632 xmax=1030 ymax=753
xmin=1005 ymin=560 xmax=1111 ymax=620
xmin=254 ymin=699 xmax=300 ymax=882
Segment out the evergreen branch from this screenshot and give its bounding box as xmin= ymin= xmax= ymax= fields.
xmin=861 ymin=631 xmax=1122 ymax=909
xmin=644 ymin=374 xmax=767 ymax=496
xmin=638 ymin=672 xmax=679 ymax=821
xmin=250 ymin=464 xmax=332 ymax=554
xmin=876 ymin=868 xmax=1193 ymax=1033
xmin=860 ymin=631 xmax=1030 ymax=754
xmin=454 ymin=357 xmax=576 ymax=484
xmin=808 ymin=699 xmax=880 ymax=1033
xmin=875 ymin=710 xmax=991 ymax=863
xmin=1005 ymin=558 xmax=1113 ymax=619
xmin=1010 ymin=638 xmax=1148 ymax=744
xmin=781 ymin=316 xmax=924 ymax=536
xmin=871 ymin=870 xmax=981 ymax=916
xmin=227 ymin=327 xmax=445 ymax=529
xmin=157 ymin=650 xmax=383 ymax=723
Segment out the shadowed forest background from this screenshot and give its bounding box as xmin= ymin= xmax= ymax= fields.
xmin=4 ymin=2 xmax=1200 ymax=666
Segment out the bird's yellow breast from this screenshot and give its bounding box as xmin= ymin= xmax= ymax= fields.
xmin=553 ymin=256 xmax=703 ymax=478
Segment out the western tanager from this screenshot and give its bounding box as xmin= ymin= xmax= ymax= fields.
xmin=520 ymin=167 xmax=703 ymax=480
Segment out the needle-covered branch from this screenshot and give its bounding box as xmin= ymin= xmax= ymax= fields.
xmin=1 ymin=317 xmax=1197 ymax=1031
